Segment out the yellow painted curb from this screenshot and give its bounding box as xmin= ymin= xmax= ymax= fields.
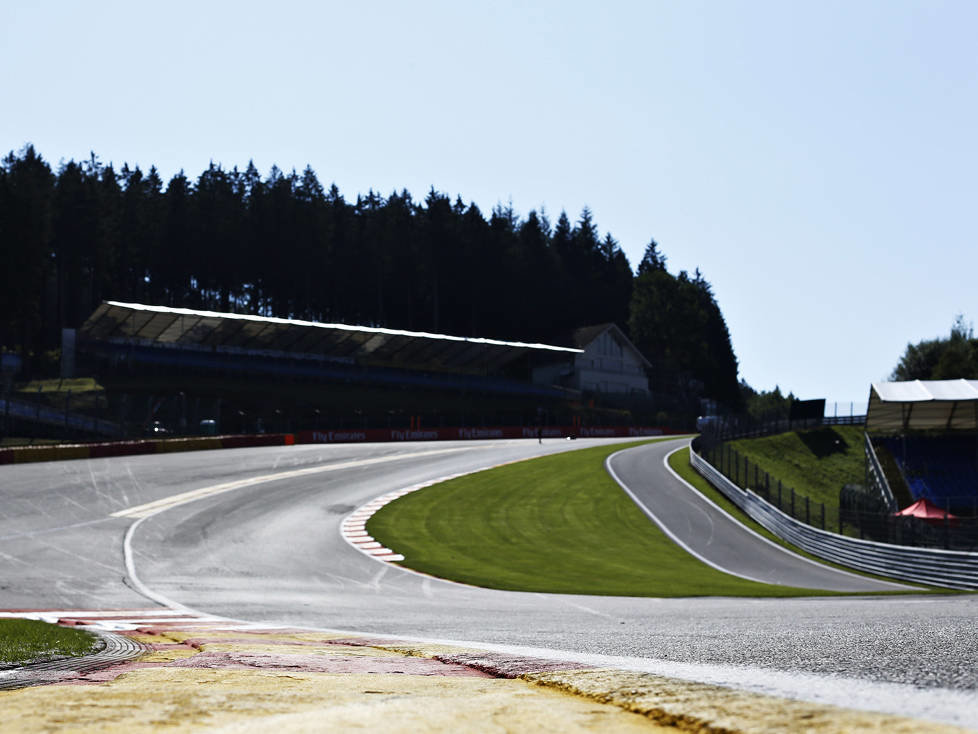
xmin=525 ymin=669 xmax=969 ymax=734
xmin=154 ymin=437 xmax=223 ymax=453
xmin=191 ymin=642 xmax=407 ymax=658
xmin=0 ymin=668 xmax=668 ymax=733
xmin=371 ymin=642 xmax=969 ymax=734
xmin=134 ymin=649 xmax=198 ymax=663
xmin=12 ymin=444 xmax=91 ymax=463
xmin=3 ymin=624 xmax=964 ymax=732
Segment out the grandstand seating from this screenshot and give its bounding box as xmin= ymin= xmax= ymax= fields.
xmin=82 ymin=341 xmax=567 ymax=400
xmin=877 ymin=435 xmax=978 ymax=514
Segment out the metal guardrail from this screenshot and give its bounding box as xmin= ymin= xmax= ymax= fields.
xmin=822 ymin=414 xmax=866 ymax=426
xmin=689 ymin=444 xmax=978 ymax=590
xmin=864 ymin=431 xmax=898 ymax=512
xmin=703 ymin=415 xmax=866 ymax=444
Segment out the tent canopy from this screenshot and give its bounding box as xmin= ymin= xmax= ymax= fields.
xmin=894 ymin=498 xmax=958 ymax=524
xmin=866 ymin=380 xmax=978 ymax=433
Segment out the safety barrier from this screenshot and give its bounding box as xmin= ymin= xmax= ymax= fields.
xmin=0 ymin=424 xmax=667 ymax=464
xmin=0 ymin=434 xmax=295 ymax=465
xmin=295 ymin=425 xmax=672 ymax=444
xmin=689 ymin=444 xmax=978 ymax=590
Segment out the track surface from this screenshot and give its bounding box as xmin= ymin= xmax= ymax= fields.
xmin=2 ymin=437 xmax=976 ymax=726
xmin=607 ymin=445 xmax=907 ymax=592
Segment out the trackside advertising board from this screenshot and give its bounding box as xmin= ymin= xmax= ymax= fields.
xmin=0 ymin=426 xmax=679 ymax=464
xmin=295 ymin=426 xmax=671 ymax=444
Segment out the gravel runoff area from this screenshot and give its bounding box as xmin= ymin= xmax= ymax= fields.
xmin=0 ymin=610 xmax=967 ymax=734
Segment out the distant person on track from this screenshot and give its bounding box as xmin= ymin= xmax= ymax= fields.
xmin=537 ymin=426 xmax=543 ymax=444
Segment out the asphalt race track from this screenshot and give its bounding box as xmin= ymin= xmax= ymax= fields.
xmin=606 ymin=446 xmax=908 ymax=592
xmin=2 ymin=437 xmax=976 ymax=726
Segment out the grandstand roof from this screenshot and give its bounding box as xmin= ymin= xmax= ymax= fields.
xmin=80 ymin=301 xmax=582 ymax=372
xmin=867 ymin=380 xmax=978 ymax=432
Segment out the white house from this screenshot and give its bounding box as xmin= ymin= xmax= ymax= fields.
xmin=532 ymin=323 xmax=651 ymax=396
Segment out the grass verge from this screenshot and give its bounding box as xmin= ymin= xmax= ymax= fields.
xmin=17 ymin=377 xmax=104 ymax=394
xmin=0 ymin=619 xmax=97 ymax=667
xmin=367 ymin=439 xmax=848 ymax=597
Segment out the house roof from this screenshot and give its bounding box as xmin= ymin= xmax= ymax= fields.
xmin=571 ymin=323 xmax=652 ymax=368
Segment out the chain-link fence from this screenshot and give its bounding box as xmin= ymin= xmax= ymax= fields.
xmin=694 ymin=437 xmax=978 ymax=552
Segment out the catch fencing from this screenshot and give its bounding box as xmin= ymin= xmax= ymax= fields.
xmin=1 ymin=395 xmax=119 ymax=438
xmin=689 ymin=438 xmax=978 ymax=589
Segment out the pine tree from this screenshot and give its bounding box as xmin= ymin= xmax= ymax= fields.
xmin=1 ymin=146 xmax=54 ymax=365
xmin=637 ymin=238 xmax=667 ymax=274
xmin=160 ymin=171 xmax=193 ymax=306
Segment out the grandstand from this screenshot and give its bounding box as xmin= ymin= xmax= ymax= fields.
xmin=866 ymin=380 xmax=978 ymax=515
xmin=876 ymin=435 xmax=978 ymax=513
xmin=77 ymin=302 xmax=580 ymax=388
xmin=67 ymin=302 xmax=626 ymax=436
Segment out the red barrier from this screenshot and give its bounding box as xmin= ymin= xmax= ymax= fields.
xmin=295 ymin=425 xmax=674 ymax=445
xmin=0 ymin=426 xmax=676 ymax=464
xmin=89 ymin=440 xmax=158 ymax=458
xmin=220 ymin=434 xmax=292 ymax=449
xmin=0 ymin=433 xmax=295 ymax=465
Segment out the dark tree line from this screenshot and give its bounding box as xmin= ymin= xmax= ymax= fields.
xmin=891 ymin=315 xmax=978 ymax=381
xmin=629 ymin=241 xmax=741 ymax=406
xmin=1 ymin=144 xmax=742 ymax=408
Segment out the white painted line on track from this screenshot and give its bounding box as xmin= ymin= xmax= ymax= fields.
xmin=110 ymin=446 xmax=473 ymax=519
xmin=0 ymin=608 xmax=276 ymax=632
xmin=605 ymin=444 xmax=778 ymax=585
xmin=606 ymin=443 xmax=912 ymax=591
xmin=117 ymin=442 xmax=512 ymax=618
xmin=658 ymin=444 xmax=915 ymax=590
xmin=0 ymin=609 xmax=162 ymax=619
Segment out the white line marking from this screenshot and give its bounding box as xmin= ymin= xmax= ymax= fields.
xmin=659 ymin=445 xmax=914 ymax=589
xmin=0 ymin=609 xmax=163 ymax=618
xmin=605 ymin=445 xmax=779 ymax=585
xmin=111 ymin=446 xmax=471 ymax=519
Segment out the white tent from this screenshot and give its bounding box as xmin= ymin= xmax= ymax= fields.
xmin=867 ymin=380 xmax=978 ymax=432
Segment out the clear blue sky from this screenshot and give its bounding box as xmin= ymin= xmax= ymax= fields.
xmin=4 ymin=1 xmax=975 ymax=410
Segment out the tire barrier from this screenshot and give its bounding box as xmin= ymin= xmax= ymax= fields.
xmin=688 ymin=444 xmax=978 ymax=590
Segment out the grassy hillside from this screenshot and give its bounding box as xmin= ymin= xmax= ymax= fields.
xmin=727 ymin=425 xmax=866 ymax=511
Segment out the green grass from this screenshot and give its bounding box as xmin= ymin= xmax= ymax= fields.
xmin=0 ymin=619 xmax=97 ymax=667
xmin=0 ymin=438 xmax=63 ymax=447
xmin=17 ymin=377 xmax=104 ymax=394
xmin=727 ymin=425 xmax=867 ymax=511
xmin=367 ymin=439 xmax=847 ymax=597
